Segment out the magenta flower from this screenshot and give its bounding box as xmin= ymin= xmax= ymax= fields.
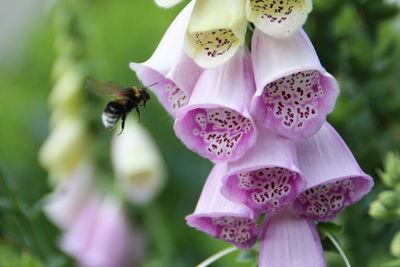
xmin=186 ymin=164 xmax=259 ymax=250
xmin=130 ymin=2 xmax=203 ymax=117
xmin=174 ymin=47 xmax=257 ymax=162
xmin=251 ymin=29 xmax=339 ymax=139
xmin=221 ymin=128 xmax=305 ymax=214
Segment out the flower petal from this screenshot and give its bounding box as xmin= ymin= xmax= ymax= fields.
xmin=154 ymin=0 xmax=184 ymax=8
xmin=174 ymin=47 xmax=257 ymax=162
xmin=222 ymin=129 xmax=305 ymax=214
xmin=246 ymin=0 xmax=313 ymax=38
xmin=185 ymin=0 xmax=247 ymax=68
xmin=112 ymin=119 xmax=167 ymax=205
xmin=186 ymin=164 xmax=259 ymax=250
xmin=289 ymin=123 xmax=374 ymax=221
xmin=251 ymin=29 xmax=339 ymax=139
xmin=259 ymin=212 xmax=327 ymax=267
xmin=130 ymin=1 xmax=203 ymax=117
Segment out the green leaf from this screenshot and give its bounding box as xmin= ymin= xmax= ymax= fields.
xmin=317 ymin=222 xmax=344 ymax=239
xmin=0 ymin=244 xmax=44 ymax=267
xmin=381 ymin=258 xmax=400 ymax=267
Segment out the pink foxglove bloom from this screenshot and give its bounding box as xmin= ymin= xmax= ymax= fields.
xmin=251 ymin=29 xmax=339 ymax=139
xmin=185 ymin=0 xmax=247 ymax=68
xmin=222 ymin=129 xmax=305 ymax=214
xmin=112 ymin=118 xmax=166 ymax=205
xmin=174 ymin=47 xmax=257 ymax=162
xmin=257 ymin=124 xmax=373 ymax=267
xmin=246 ymin=0 xmax=313 ymax=38
xmin=289 ymin=123 xmax=374 ymax=221
xmin=154 ymin=0 xmax=184 ymax=8
xmin=61 ymin=195 xmax=144 ymax=267
xmin=130 ymin=1 xmax=203 ymax=117
xmin=259 ymin=212 xmax=326 ymax=267
xmin=186 ymin=164 xmax=259 ymax=250
xmin=44 ymin=162 xmax=94 ymax=230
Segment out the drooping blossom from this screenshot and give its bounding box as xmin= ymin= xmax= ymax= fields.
xmin=154 ymin=0 xmax=184 ymax=8
xmin=256 ymin=123 xmax=373 ymax=267
xmin=259 ymin=212 xmax=326 ymax=267
xmin=61 ymin=195 xmax=145 ymax=267
xmin=222 ymin=128 xmax=305 ymax=214
xmin=130 ymin=1 xmax=203 ymax=117
xmin=112 ymin=118 xmax=167 ymax=205
xmin=251 ymin=29 xmax=339 ymax=139
xmin=184 ymin=0 xmax=247 ymax=68
xmin=186 ymin=163 xmax=259 ymax=250
xmin=44 ymin=162 xmax=95 ymax=230
xmin=245 ymin=0 xmax=313 ymax=38
xmin=174 ymin=47 xmax=257 ymax=162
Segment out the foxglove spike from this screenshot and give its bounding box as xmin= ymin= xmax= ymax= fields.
xmin=186 ymin=164 xmax=259 ymax=250
xmin=259 ymin=212 xmax=327 ymax=267
xmin=251 ymin=29 xmax=339 ymax=139
xmin=185 ymin=0 xmax=247 ymax=68
xmin=222 ymin=129 xmax=305 ymax=214
xmin=174 ymin=47 xmax=257 ymax=163
xmin=289 ymin=123 xmax=374 ymax=221
xmin=130 ymin=1 xmax=203 ymax=117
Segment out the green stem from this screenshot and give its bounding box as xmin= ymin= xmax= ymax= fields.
xmin=326 ymin=232 xmax=351 ymax=267
xmin=197 ymin=246 xmax=238 ymax=267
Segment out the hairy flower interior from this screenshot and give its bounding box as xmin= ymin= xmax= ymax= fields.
xmin=292 ymin=178 xmax=363 ymax=221
xmin=188 ymin=29 xmax=239 ymax=59
xmin=249 ymin=0 xmax=307 ymax=24
xmin=262 ymin=70 xmax=323 ymax=130
xmin=234 ymin=167 xmax=301 ymax=213
xmin=212 ymin=216 xmax=257 ymax=245
xmin=188 ymin=108 xmax=254 ymax=160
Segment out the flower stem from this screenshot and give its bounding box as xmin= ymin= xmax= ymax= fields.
xmin=326 ymin=232 xmax=351 ymax=267
xmin=197 ymin=246 xmax=238 ymax=267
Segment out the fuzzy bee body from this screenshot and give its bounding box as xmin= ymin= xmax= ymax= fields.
xmin=88 ymin=81 xmax=152 ymax=135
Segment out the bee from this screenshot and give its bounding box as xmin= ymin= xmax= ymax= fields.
xmin=87 ymin=80 xmax=156 ymax=135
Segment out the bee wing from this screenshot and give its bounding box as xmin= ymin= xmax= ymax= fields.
xmin=86 ymin=80 xmax=125 ymax=97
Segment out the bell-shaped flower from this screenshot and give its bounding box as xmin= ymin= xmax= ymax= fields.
xmin=61 ymin=195 xmax=144 ymax=267
xmin=289 ymin=123 xmax=374 ymax=221
xmin=246 ymin=0 xmax=313 ymax=38
xmin=112 ymin=119 xmax=167 ymax=205
xmin=222 ymin=129 xmax=305 ymax=214
xmin=251 ymin=29 xmax=339 ymax=139
xmin=259 ymin=212 xmax=326 ymax=267
xmin=154 ymin=0 xmax=184 ymax=8
xmin=130 ymin=1 xmax=203 ymax=117
xmin=186 ymin=164 xmax=259 ymax=250
xmin=174 ymin=47 xmax=257 ymax=163
xmin=185 ymin=0 xmax=247 ymax=68
xmin=44 ymin=162 xmax=94 ymax=230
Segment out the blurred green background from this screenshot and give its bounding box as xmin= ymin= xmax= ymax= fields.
xmin=0 ymin=0 xmax=399 ymax=266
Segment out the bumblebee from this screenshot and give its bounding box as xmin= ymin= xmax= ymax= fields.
xmin=87 ymin=80 xmax=155 ymax=135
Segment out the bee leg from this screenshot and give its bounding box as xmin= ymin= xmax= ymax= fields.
xmin=136 ymin=107 xmax=141 ymax=123
xmin=117 ymin=113 xmax=126 ymax=136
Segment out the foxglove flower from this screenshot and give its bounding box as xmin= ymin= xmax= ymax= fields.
xmin=246 ymin=0 xmax=313 ymax=38
xmin=222 ymin=129 xmax=305 ymax=214
xmin=174 ymin=47 xmax=257 ymax=162
xmin=112 ymin=118 xmax=166 ymax=205
xmin=185 ymin=0 xmax=247 ymax=68
xmin=251 ymin=29 xmax=339 ymax=139
xmin=186 ymin=164 xmax=259 ymax=250
xmin=259 ymin=212 xmax=326 ymax=267
xmin=44 ymin=162 xmax=94 ymax=229
xmin=130 ymin=1 xmax=203 ymax=117
xmin=289 ymin=123 xmax=374 ymax=221
xmin=154 ymin=0 xmax=184 ymax=8
xmin=61 ymin=195 xmax=144 ymax=267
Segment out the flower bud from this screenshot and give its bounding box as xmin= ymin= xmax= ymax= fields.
xmin=391 ymin=231 xmax=400 ymax=258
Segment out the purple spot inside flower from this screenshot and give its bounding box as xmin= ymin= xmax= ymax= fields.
xmin=290 ymin=177 xmax=368 ymax=221
xmin=179 ymin=107 xmax=255 ymax=162
xmin=224 ymin=167 xmax=303 ymax=214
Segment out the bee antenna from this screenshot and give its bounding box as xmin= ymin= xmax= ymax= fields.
xmin=142 ymin=82 xmax=159 ymax=90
